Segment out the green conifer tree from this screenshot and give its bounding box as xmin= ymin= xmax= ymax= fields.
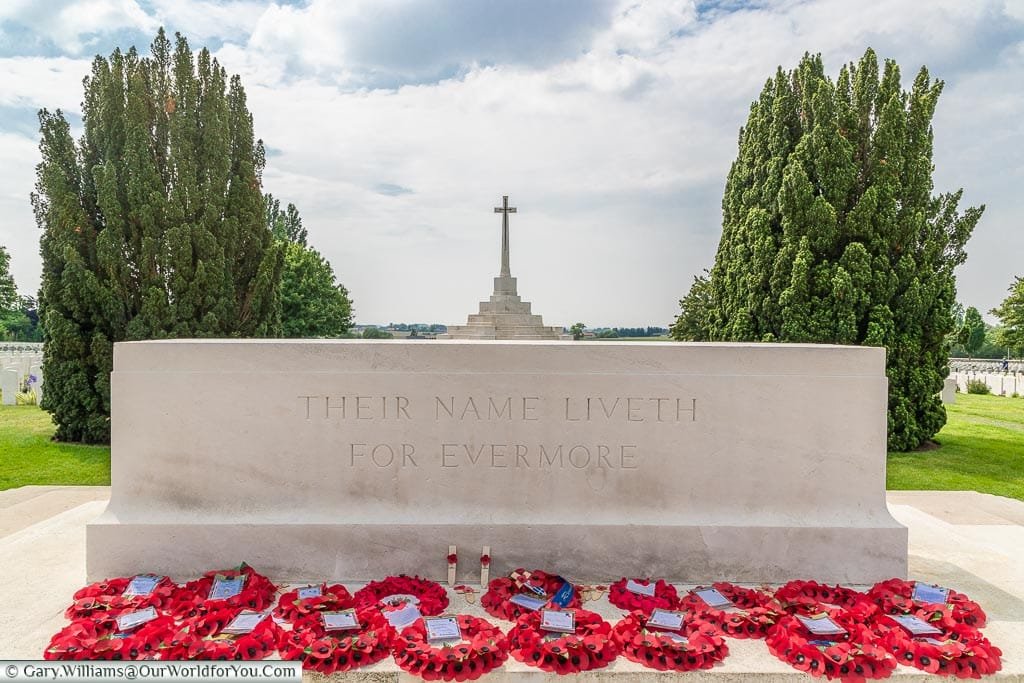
xmin=32 ymin=29 xmax=283 ymax=443
xmin=672 ymin=49 xmax=982 ymax=451
xmin=264 ymin=195 xmax=353 ymax=337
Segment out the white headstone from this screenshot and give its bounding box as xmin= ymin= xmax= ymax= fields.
xmin=29 ymin=365 xmax=43 ymax=404
xmin=941 ymin=377 xmax=957 ymax=404
xmin=1 ymin=368 xmax=17 ymax=406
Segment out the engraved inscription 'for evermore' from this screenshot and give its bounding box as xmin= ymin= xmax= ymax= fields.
xmin=297 ymin=395 xmax=697 ymax=422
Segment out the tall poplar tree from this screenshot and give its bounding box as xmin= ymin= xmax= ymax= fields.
xmin=33 ymin=29 xmax=283 ymax=444
xmin=671 ymin=49 xmax=982 ymax=451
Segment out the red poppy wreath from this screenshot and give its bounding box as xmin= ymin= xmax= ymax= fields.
xmin=392 ymin=614 xmax=509 ymax=681
xmin=44 ymin=614 xmax=177 ymax=661
xmin=607 ymin=578 xmax=679 ymax=614
xmin=163 ymin=607 xmax=282 ymax=660
xmin=278 ymin=606 xmax=393 ymax=674
xmin=773 ymin=580 xmax=878 ymax=620
xmin=274 ymin=583 xmax=354 ymax=623
xmin=612 ymin=610 xmax=729 ymax=672
xmin=765 ymin=612 xmax=897 ymax=681
xmin=678 ymin=583 xmax=782 ymax=638
xmin=352 ymin=575 xmax=449 ymax=616
xmin=878 ymin=611 xmax=1002 ymax=678
xmin=65 ymin=575 xmax=177 ymax=620
xmin=507 ymin=608 xmax=617 ymax=674
xmin=481 ymin=569 xmax=581 ymax=622
xmin=171 ymin=564 xmax=278 ymax=619
xmin=868 ymin=579 xmax=987 ymax=629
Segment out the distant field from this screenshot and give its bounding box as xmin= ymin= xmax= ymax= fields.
xmin=887 ymin=393 xmax=1024 ymax=501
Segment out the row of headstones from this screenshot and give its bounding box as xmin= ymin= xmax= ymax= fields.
xmin=948 ymin=371 xmax=1024 ymax=396
xmin=0 ymin=351 xmax=43 ymax=406
xmin=949 ymin=359 xmax=1023 ymax=373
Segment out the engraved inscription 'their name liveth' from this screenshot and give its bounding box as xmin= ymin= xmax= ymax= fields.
xmin=296 ymin=395 xmax=697 ymax=471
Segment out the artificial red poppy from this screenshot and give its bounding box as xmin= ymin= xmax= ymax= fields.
xmin=480 ymin=569 xmax=581 ymax=621
xmin=278 ymin=606 xmax=392 ymax=673
xmin=612 ymin=609 xmax=729 ymax=672
xmin=508 ymin=608 xmax=616 ymax=673
xmin=352 ymin=575 xmax=449 ymax=616
xmin=866 ymin=578 xmax=987 ymax=629
xmin=765 ymin=612 xmax=897 ymax=681
xmin=391 ymin=614 xmax=507 ymax=681
xmin=607 ymin=578 xmax=680 ymax=614
xmin=273 ymin=583 xmax=354 ymax=623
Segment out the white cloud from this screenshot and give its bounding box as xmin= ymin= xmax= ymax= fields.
xmin=0 ymin=0 xmax=1022 ymax=327
xmin=0 ymin=0 xmax=157 ymax=54
xmin=0 ymin=56 xmax=92 ymax=112
xmin=0 ymin=131 xmax=44 ymax=298
xmin=147 ymin=0 xmax=266 ymax=44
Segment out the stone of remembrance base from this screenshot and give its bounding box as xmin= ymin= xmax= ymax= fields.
xmin=87 ymin=340 xmax=907 ymax=584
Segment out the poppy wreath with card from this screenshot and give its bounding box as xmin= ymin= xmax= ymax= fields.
xmin=392 ymin=614 xmax=509 ymax=681
xmin=171 ymin=564 xmax=278 ymax=620
xmin=353 ymin=575 xmax=449 ymax=617
xmin=481 ymin=569 xmax=582 ymax=622
xmin=278 ymin=606 xmax=393 ymax=674
xmin=677 ymin=583 xmax=782 ymax=639
xmin=765 ymin=612 xmax=897 ymax=681
xmin=877 ymin=612 xmax=1002 ymax=678
xmin=773 ymin=580 xmax=878 ymax=621
xmin=612 ymin=609 xmax=729 ymax=672
xmin=508 ymin=608 xmax=618 ymax=674
xmin=43 ymin=614 xmax=177 ymax=661
xmin=867 ymin=579 xmax=987 ymax=629
xmin=65 ymin=575 xmax=178 ymax=621
xmin=607 ymin=578 xmax=679 ymax=614
xmin=162 ymin=608 xmax=282 ymax=660
xmin=274 ymin=583 xmax=355 ymax=623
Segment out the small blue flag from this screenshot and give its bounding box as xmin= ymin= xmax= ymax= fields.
xmin=551 ymin=578 xmax=575 ymax=607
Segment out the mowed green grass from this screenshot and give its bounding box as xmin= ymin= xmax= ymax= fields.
xmin=0 ymin=394 xmax=1021 ymax=499
xmin=887 ymin=393 xmax=1024 ymax=501
xmin=0 ymin=405 xmax=110 ymax=490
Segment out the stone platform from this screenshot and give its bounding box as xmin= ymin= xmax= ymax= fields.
xmin=1 ymin=486 xmax=1020 ymax=679
xmin=441 ymin=275 xmax=570 ymax=340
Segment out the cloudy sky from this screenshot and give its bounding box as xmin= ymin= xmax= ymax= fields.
xmin=1 ymin=0 xmax=1022 ymax=328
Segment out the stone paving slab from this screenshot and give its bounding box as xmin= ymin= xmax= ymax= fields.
xmin=0 ymin=488 xmax=1020 ymax=681
xmin=0 ymin=486 xmax=109 ymax=537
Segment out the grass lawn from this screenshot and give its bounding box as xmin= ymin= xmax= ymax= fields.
xmin=0 ymin=405 xmax=110 ymax=490
xmin=887 ymin=393 xmax=1024 ymax=501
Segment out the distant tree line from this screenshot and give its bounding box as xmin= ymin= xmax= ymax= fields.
xmin=0 ymin=246 xmax=42 ymax=341
xmin=387 ymin=323 xmax=448 ymax=333
xmin=588 ymin=327 xmax=667 ymax=338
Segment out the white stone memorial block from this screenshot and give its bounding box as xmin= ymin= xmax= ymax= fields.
xmin=88 ymin=340 xmax=907 ymax=583
xmin=1 ymin=368 xmax=17 ymax=405
xmin=941 ymin=377 xmax=957 ymax=404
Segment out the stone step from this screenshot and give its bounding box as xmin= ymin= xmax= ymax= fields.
xmin=478 ymin=300 xmax=533 ymax=314
xmin=0 ymin=486 xmax=110 ymax=538
xmin=0 ymin=485 xmax=62 ymax=509
xmin=467 ymin=313 xmax=546 ymax=326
